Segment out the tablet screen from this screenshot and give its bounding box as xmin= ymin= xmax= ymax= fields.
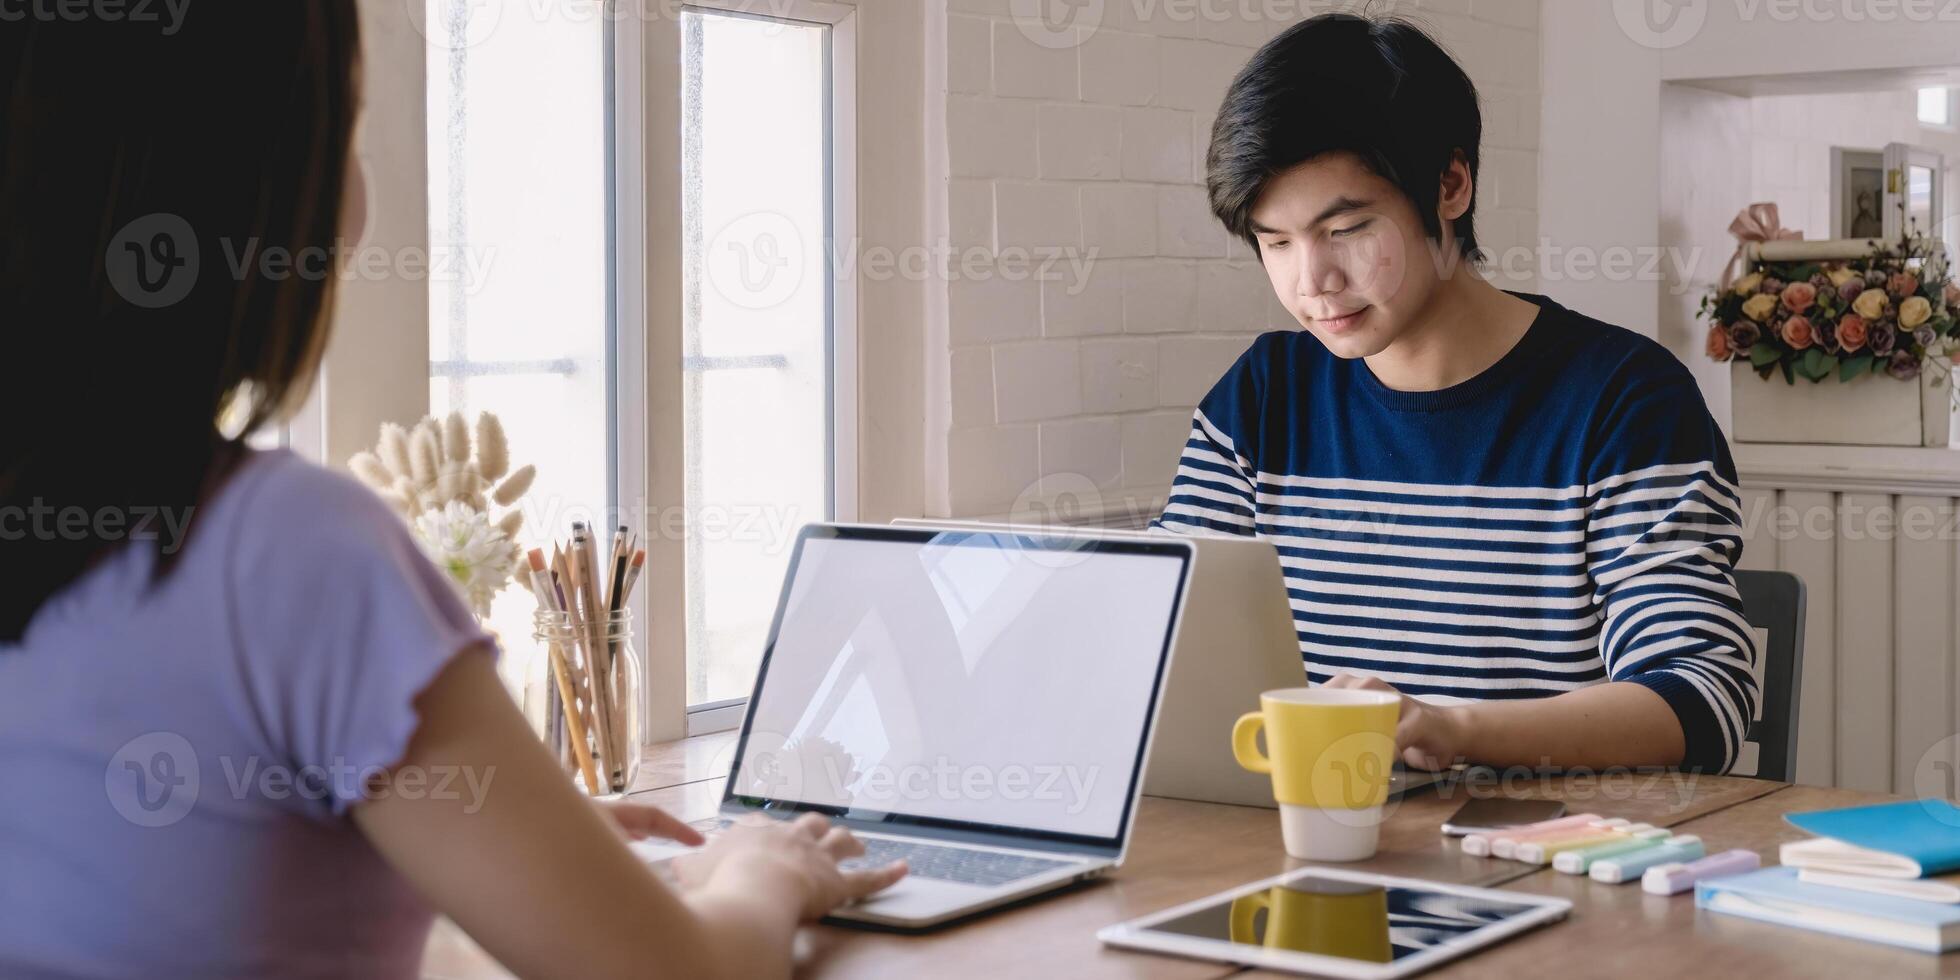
xmin=1134 ymin=872 xmax=1550 ymax=964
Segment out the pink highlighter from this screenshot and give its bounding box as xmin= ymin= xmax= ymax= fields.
xmin=1640 ymin=848 xmax=1762 ymax=895
xmin=1461 ymin=814 xmax=1605 ymax=858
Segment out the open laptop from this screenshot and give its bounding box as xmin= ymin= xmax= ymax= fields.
xmin=637 ymin=523 xmax=1194 ymax=929
xmin=892 ymin=518 xmax=1453 ymax=805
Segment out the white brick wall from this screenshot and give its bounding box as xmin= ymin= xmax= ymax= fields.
xmin=936 ymin=0 xmax=1543 ymax=518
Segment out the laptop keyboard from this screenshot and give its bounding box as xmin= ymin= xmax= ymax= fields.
xmin=685 ymin=818 xmax=1072 ymax=887
xmin=840 ymin=838 xmax=1072 ymax=887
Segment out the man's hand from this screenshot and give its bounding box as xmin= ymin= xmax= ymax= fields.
xmin=1321 ymin=673 xmax=1472 ymax=771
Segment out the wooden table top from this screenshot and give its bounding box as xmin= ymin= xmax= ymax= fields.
xmin=423 ymin=735 xmax=1939 ymax=978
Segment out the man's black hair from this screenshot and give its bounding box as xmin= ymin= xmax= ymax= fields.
xmin=1206 ymin=13 xmax=1483 ymax=259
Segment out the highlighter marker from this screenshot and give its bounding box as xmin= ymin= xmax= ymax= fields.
xmin=1589 ymin=836 xmax=1705 ymax=883
xmin=1494 ymin=818 xmax=1629 ymax=860
xmin=1516 ymin=825 xmax=1657 ymax=867
xmin=1490 ymin=816 xmax=1617 ymax=859
xmin=1640 ymin=848 xmax=1761 ymax=895
xmin=1462 ymin=814 xmax=1600 ymax=857
xmin=1551 ymin=828 xmax=1672 ymax=874
xmin=1462 ymin=814 xmax=1601 ymax=857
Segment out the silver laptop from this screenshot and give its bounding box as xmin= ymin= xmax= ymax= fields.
xmin=892 ymin=519 xmax=1452 ymax=805
xmin=638 ymin=523 xmax=1193 ymax=929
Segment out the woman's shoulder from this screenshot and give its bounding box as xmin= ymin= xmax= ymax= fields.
xmin=219 ymin=448 xmax=413 ymax=558
xmin=230 ymin=448 xmax=392 ymax=521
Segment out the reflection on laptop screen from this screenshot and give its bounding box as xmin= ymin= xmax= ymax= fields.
xmin=733 ymin=532 xmax=1185 ymax=841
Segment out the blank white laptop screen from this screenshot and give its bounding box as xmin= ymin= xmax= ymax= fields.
xmin=732 ymin=530 xmax=1186 ymax=842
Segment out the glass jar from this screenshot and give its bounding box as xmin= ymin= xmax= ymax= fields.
xmin=531 ymin=608 xmax=642 ymax=796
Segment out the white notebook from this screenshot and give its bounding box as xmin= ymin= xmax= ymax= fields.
xmin=1781 ymin=838 xmax=1960 ymax=903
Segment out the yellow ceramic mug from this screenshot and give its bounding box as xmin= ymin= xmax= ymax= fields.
xmin=1233 ymin=688 xmax=1399 ymax=860
xmin=1228 ymin=879 xmax=1393 ymax=962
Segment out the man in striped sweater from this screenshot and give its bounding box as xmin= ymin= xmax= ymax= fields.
xmin=1154 ymin=14 xmax=1758 ymax=773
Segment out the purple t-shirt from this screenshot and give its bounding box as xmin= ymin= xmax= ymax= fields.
xmin=0 ymin=449 xmax=494 ymax=978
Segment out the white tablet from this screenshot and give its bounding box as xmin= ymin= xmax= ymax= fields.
xmin=1097 ymin=867 xmax=1570 ymax=979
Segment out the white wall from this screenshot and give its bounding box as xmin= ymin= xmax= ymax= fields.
xmin=1538 ymin=1 xmax=1664 ymax=334
xmin=927 ymin=0 xmax=1545 ymax=520
xmin=1660 ymin=0 xmax=1960 ymax=81
xmin=1747 ymin=90 xmax=1960 ymax=244
xmin=324 ymin=0 xmax=434 ymax=467
xmin=1544 ymin=1 xmax=1960 ymax=348
xmin=858 ymin=1 xmax=932 ymax=525
xmin=1658 ymin=83 xmax=1754 ymax=430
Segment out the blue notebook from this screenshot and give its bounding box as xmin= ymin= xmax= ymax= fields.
xmin=1697 ymin=867 xmax=1960 ymax=953
xmin=1783 ymin=800 xmax=1960 ymax=877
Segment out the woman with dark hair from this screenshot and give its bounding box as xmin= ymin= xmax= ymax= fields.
xmin=0 ymin=8 xmax=900 ymax=978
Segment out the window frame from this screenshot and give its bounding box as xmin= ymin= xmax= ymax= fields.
xmin=626 ymin=0 xmax=860 ymax=740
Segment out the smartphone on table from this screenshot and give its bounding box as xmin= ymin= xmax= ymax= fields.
xmin=1440 ymin=797 xmax=1565 ymax=836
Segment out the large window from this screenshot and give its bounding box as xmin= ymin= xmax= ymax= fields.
xmin=422 ymin=0 xmax=856 ymax=735
xmin=424 ymin=1 xmax=612 ymax=699
xmin=678 ymin=3 xmax=854 ymax=718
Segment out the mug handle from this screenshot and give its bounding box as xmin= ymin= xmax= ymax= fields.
xmin=1232 ymin=712 xmax=1271 ymax=774
xmin=1229 ymin=890 xmax=1270 ymax=945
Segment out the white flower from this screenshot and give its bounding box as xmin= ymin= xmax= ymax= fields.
xmin=414 ymin=501 xmax=520 ymax=620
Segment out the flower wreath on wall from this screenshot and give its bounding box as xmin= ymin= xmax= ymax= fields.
xmin=1700 ymin=203 xmax=1958 ymax=396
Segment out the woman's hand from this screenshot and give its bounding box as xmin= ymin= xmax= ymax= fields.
xmin=1321 ymin=673 xmax=1473 ymax=771
xmin=594 ymin=799 xmax=707 ymax=846
xmin=676 ymin=813 xmax=907 ymax=921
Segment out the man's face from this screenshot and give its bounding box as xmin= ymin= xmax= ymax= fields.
xmin=1248 ymin=152 xmax=1445 ymax=360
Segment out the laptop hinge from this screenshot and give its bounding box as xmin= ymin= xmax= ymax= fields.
xmin=722 ymin=802 xmax=1123 ymax=862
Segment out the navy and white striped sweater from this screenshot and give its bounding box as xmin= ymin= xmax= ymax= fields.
xmin=1153 ymin=293 xmax=1759 ymax=773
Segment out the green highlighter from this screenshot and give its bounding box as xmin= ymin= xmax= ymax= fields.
xmin=1551 ymin=828 xmax=1672 ymax=874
